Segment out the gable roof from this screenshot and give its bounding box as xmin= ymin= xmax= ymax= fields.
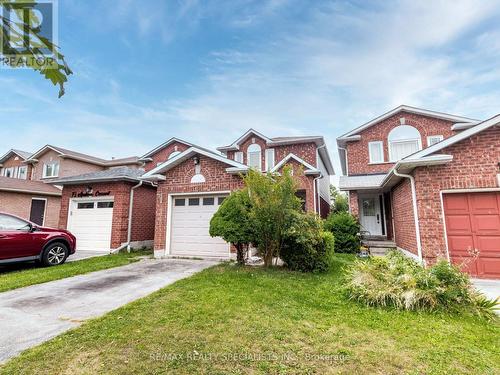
xmin=217 ymin=129 xmax=335 ymax=175
xmin=49 ymin=167 xmax=148 ymax=185
xmin=270 ymin=153 xmax=320 ymax=175
xmin=0 ymin=176 xmax=62 ymax=196
xmin=142 ymin=146 xmax=249 ymax=179
xmin=139 ymin=137 xmax=193 ymax=161
xmin=337 ymin=105 xmax=478 ymax=141
xmin=26 ymin=145 xmax=141 ymax=167
xmin=0 ymin=149 xmax=32 ymax=165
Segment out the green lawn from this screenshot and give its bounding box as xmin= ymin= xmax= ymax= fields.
xmin=0 ymin=249 xmax=152 ymax=293
xmin=1 ymin=255 xmax=498 ymax=374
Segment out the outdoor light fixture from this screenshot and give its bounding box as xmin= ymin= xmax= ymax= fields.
xmin=193 ymin=156 xmax=200 ymax=165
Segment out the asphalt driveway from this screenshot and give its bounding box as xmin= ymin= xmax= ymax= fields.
xmin=0 ymin=258 xmax=217 ymax=363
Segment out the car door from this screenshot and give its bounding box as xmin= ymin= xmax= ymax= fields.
xmin=0 ymin=214 xmax=37 ymax=260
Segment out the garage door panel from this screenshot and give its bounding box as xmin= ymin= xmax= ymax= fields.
xmin=170 ymin=195 xmax=229 ymax=258
xmin=445 ymin=215 xmax=472 ymax=233
xmin=444 ymin=192 xmax=500 ymax=279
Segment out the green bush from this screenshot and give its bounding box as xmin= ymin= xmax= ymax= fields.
xmin=324 ymin=212 xmax=360 ymax=253
xmin=281 ymin=212 xmax=335 ymax=272
xmin=345 ymin=250 xmax=498 ymax=319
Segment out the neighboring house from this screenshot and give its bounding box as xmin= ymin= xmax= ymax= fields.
xmin=0 ymin=149 xmax=33 ymax=180
xmin=0 ymin=144 xmax=142 ymax=230
xmin=338 ymin=105 xmax=500 ymax=279
xmin=141 ymin=129 xmax=334 ymax=259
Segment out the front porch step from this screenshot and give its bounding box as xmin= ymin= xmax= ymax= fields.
xmin=362 ymin=240 xmax=396 ymax=248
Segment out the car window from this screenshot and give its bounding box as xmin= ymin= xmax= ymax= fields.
xmin=0 ymin=214 xmax=30 ymax=231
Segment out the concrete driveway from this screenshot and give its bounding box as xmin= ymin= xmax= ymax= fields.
xmin=0 ymin=258 xmax=217 ymax=363
xmin=472 ymin=279 xmax=500 ymax=302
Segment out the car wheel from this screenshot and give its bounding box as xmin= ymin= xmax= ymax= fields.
xmin=41 ymin=242 xmax=68 ymax=266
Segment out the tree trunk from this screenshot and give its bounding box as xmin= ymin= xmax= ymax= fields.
xmin=236 ymin=243 xmax=245 ymax=265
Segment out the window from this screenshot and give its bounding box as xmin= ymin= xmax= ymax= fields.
xmin=203 ymin=197 xmax=214 ymax=205
xmin=168 ymin=151 xmax=181 ymax=160
xmin=427 ymin=135 xmax=443 ymax=146
xmin=17 ymin=166 xmax=27 ymax=180
xmin=175 ymin=198 xmax=186 ymax=206
xmin=265 ymin=148 xmax=275 ymax=171
xmin=368 ymin=141 xmax=384 ymax=163
xmin=362 ymin=198 xmax=376 ymax=216
xmin=77 ymin=202 xmax=95 ymax=209
xmin=218 ymin=197 xmax=226 ymax=205
xmin=43 ymin=162 xmax=59 ymax=178
xmin=234 ymin=151 xmax=243 ymax=163
xmin=0 ymin=214 xmax=29 ymax=231
xmin=3 ymin=167 xmax=15 ymax=178
xmin=388 ymin=125 xmax=422 ymax=162
xmin=247 ymin=144 xmax=261 ymax=170
xmin=188 ymin=198 xmax=200 ymax=206
xmin=97 ymin=201 xmax=114 ymax=208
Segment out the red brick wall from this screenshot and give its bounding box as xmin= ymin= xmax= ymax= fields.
xmin=391 ymin=179 xmax=418 ymax=255
xmin=346 ymin=111 xmax=456 ymax=175
xmin=319 ymin=197 xmax=330 ymax=219
xmin=413 ymin=125 xmax=500 ymax=263
xmin=59 ymin=182 xmax=156 ymax=249
xmin=0 ymin=191 xmax=61 ymax=227
xmin=143 ymin=141 xmax=191 ymax=172
xmin=154 ymin=155 xmax=245 ymax=250
xmin=131 ymin=185 xmax=157 ymax=242
xmin=349 ymin=191 xmax=359 ymax=218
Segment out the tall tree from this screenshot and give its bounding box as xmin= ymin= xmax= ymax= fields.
xmin=330 ymin=185 xmax=349 ymax=213
xmin=0 ymin=0 xmax=72 ymax=97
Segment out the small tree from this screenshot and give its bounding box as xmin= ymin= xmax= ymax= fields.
xmin=243 ymin=166 xmax=302 ymax=267
xmin=209 ymin=190 xmax=254 ymax=265
xmin=330 ymin=185 xmax=349 ymax=213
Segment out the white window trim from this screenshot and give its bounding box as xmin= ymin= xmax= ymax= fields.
xmin=42 ymin=162 xmax=59 ymax=178
xmin=368 ymin=141 xmax=384 ymax=164
xmin=3 ymin=166 xmax=15 ymax=178
xmin=427 ymin=135 xmax=444 ymax=146
xmin=247 ymin=144 xmax=262 ymax=170
xmin=388 ymin=138 xmax=422 ymax=162
xmin=265 ymin=148 xmax=275 ymax=171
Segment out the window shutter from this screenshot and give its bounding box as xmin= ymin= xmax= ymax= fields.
xmin=368 ymin=142 xmax=384 ymax=163
xmin=234 ymin=151 xmax=243 ymax=163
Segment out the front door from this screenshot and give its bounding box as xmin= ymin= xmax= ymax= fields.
xmin=359 ymin=195 xmax=382 ymax=235
xmin=29 ymin=199 xmax=46 ymax=226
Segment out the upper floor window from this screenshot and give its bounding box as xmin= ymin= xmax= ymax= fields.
xmin=388 ymin=125 xmax=422 ymax=162
xmin=265 ymin=148 xmax=275 ymax=171
xmin=18 ymin=166 xmax=27 ymax=180
xmin=247 ymin=144 xmax=261 ymax=170
xmin=234 ymin=151 xmax=244 ymax=163
xmin=427 ymin=135 xmax=443 ymax=146
xmin=2 ymin=167 xmax=15 ymax=178
xmin=368 ymin=141 xmax=384 ymax=164
xmin=43 ymin=162 xmax=59 ymax=178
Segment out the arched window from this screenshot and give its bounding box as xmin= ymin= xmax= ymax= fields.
xmin=388 ymin=125 xmax=422 ymax=161
xmin=247 ymin=144 xmax=261 ymax=170
xmin=168 ymin=151 xmax=181 ymax=160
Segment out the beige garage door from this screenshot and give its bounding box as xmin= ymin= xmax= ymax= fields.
xmin=170 ymin=195 xmax=229 ymax=258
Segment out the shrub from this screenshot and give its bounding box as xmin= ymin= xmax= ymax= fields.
xmin=345 ymin=250 xmax=498 ymax=319
xmin=281 ymin=212 xmax=335 ymax=272
xmin=324 ymin=212 xmax=360 ymax=253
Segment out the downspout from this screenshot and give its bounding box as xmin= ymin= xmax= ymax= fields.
xmin=393 ymin=169 xmax=423 ymax=264
xmin=337 ymin=146 xmax=349 ymax=176
xmin=126 ymin=180 xmax=143 ymax=252
xmin=111 ymin=180 xmax=143 ymax=254
xmin=313 ymin=173 xmax=323 ymax=216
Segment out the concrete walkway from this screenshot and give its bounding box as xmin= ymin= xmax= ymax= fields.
xmin=0 ymin=258 xmax=217 ymax=363
xmin=472 ymin=279 xmax=500 ymax=302
xmin=67 ymin=250 xmax=109 ymax=262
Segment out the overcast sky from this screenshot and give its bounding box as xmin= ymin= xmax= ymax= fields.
xmin=1 ymin=0 xmax=500 ymax=178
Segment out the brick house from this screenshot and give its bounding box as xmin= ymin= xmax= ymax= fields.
xmin=338 ymin=105 xmax=500 ymax=279
xmin=140 ymin=129 xmax=334 ymax=259
xmin=0 ymin=144 xmax=142 ymax=231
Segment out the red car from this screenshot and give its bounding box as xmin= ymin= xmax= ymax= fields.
xmin=0 ymin=212 xmax=76 ymax=266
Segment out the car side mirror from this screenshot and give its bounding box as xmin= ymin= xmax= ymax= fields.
xmin=28 ymin=223 xmax=37 ymax=232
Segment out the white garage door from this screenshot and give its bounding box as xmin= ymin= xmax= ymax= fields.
xmin=68 ymin=199 xmax=114 ymax=252
xmin=170 ymin=195 xmax=229 ymax=258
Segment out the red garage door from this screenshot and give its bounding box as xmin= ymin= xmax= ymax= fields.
xmin=443 ymin=192 xmax=500 ymax=279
